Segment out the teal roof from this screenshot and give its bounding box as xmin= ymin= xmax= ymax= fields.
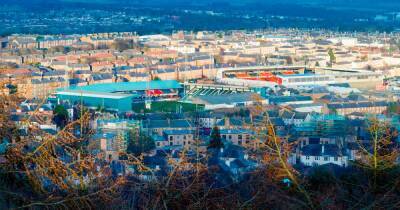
xmin=57 ymin=90 xmax=136 ymax=99
xmin=65 ymin=80 xmax=182 ymax=93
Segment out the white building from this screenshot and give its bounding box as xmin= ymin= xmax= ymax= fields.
xmin=277 ymin=74 xmax=335 ymax=87
xmin=328 ymin=37 xmax=358 ymax=47
xmin=168 ymin=45 xmax=196 ymax=54
xmin=299 ymin=144 xmax=348 ymax=167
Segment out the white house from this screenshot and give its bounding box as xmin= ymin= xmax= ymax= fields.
xmin=299 ymin=144 xmax=348 ymax=167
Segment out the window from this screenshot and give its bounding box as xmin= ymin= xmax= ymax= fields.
xmin=170 ymin=142 xmax=173 ymax=146
xmin=334 ymin=157 xmax=338 ymax=161
xmin=238 ymin=135 xmax=242 ymax=140
xmin=157 ymin=142 xmax=160 ymax=146
xmin=183 ymin=141 xmax=186 ymax=145
xmin=315 ymin=156 xmax=320 ymax=160
xmin=222 ymin=135 xmax=226 ymax=140
xmin=324 ymin=157 xmax=329 ymax=161
xmin=183 ymin=135 xmax=186 ymax=140
xmin=306 ymin=156 xmax=310 ymax=160
xmin=246 ymin=135 xmax=250 ymax=140
xmin=238 ymin=141 xmax=242 ymax=145
xmin=228 ymin=135 xmax=232 ymax=140
xmin=169 ymin=136 xmax=173 ymax=141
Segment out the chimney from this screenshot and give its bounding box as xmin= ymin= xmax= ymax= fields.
xmin=225 ymin=159 xmax=232 ymax=167
xmin=224 ymin=117 xmax=230 ymax=128
xmin=100 ymin=138 xmax=107 ymax=151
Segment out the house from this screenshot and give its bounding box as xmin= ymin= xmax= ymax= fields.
xmin=327 ymin=101 xmax=388 ymax=115
xmin=17 ymin=77 xmax=67 ymax=99
xmin=90 ymin=132 xmax=128 ymax=161
xmin=281 ymin=111 xmax=311 ymax=126
xmin=216 ymin=117 xmax=248 ymax=129
xmin=299 ymin=144 xmax=348 ymax=167
xmin=37 ymin=36 xmax=77 ymax=49
xmin=213 ymin=144 xmax=257 ymax=182
xmin=219 ymin=129 xmax=255 ymax=147
xmin=142 ymin=119 xmax=194 ymax=136
xmin=154 ymin=129 xmax=194 ymax=149
xmin=91 ymin=73 xmax=114 ymax=84
xmin=10 ymin=37 xmax=37 ymax=49
xmin=287 ymin=103 xmax=325 ymax=113
xmin=197 ymin=112 xmax=225 ymax=128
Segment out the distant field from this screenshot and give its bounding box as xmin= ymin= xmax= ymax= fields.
xmin=132 ymin=101 xmax=204 ymax=113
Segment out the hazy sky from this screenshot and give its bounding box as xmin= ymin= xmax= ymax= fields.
xmin=5 ymin=0 xmax=400 ymax=11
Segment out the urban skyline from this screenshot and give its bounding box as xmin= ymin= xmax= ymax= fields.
xmin=1 ymin=1 xmax=400 ymax=209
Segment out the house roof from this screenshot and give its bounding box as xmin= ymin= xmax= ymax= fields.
xmin=66 ymin=80 xmax=182 ymax=93
xmin=327 ymin=101 xmax=388 ymax=109
xmin=301 ymin=144 xmax=342 ymax=157
xmin=268 ymin=95 xmax=313 ymax=104
xmin=216 ymin=118 xmax=246 ymax=127
xmin=193 ymin=92 xmax=261 ymax=105
xmin=219 ymin=129 xmax=255 ymax=135
xmin=293 ymin=112 xmax=309 ymax=120
xmin=269 ymin=117 xmax=285 ymax=127
xmin=143 ymin=119 xmax=193 ymax=129
xmin=345 ymin=93 xmax=368 ymax=102
xmin=163 ymin=129 xmax=193 ymax=135
xmin=57 ymin=90 xmax=135 ymax=99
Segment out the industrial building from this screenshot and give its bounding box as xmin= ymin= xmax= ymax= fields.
xmin=56 ymin=80 xmax=183 ymax=113
xmin=216 ymin=66 xmax=383 ymax=89
xmin=56 ymin=90 xmax=136 ymax=112
xmin=188 ymin=92 xmax=267 ymax=110
xmin=276 ymin=74 xmax=334 ymax=87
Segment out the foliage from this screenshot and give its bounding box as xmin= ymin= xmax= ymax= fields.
xmin=0 ymin=93 xmax=121 ymax=209
xmin=49 ymin=46 xmax=71 ymax=54
xmin=53 ymin=105 xmax=69 ymax=128
xmin=152 ymin=76 xmax=161 ymax=81
xmin=2 ymin=83 xmax=400 ymax=209
xmin=328 ymin=48 xmax=336 ymax=65
xmin=126 ymin=130 xmax=155 ymax=156
xmin=111 ymin=40 xmax=132 ymax=51
xmin=208 ymin=126 xmax=224 ymax=149
xmin=387 ymin=102 xmax=400 ymax=115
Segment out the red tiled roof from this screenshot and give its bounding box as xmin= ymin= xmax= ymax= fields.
xmin=0 ymin=68 xmax=31 ymax=75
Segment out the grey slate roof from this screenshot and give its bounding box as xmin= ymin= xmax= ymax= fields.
xmin=194 ymin=92 xmax=261 ymax=105
xmin=143 ymin=119 xmax=193 ymax=129
xmin=327 ymin=101 xmax=388 ymax=109
xmin=301 ymin=144 xmax=342 ymax=157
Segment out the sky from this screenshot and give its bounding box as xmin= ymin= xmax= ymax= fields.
xmin=4 ymin=0 xmax=400 ymax=12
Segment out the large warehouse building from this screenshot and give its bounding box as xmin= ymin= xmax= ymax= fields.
xmin=215 ymin=66 xmax=383 ymax=89
xmin=56 ymin=90 xmax=136 ymax=112
xmin=56 ymin=80 xmax=183 ymax=112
